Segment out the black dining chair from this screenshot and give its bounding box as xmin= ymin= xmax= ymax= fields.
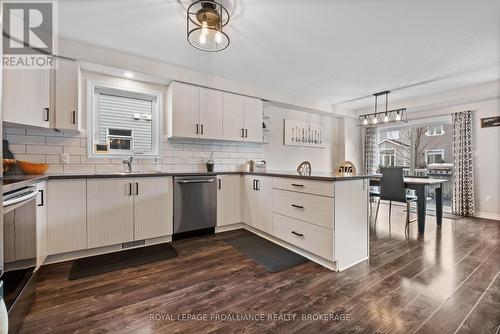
xmin=374 ymin=167 xmax=417 ymax=233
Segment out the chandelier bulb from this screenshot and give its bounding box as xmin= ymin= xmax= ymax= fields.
xmin=383 ymin=114 xmax=389 ymax=122
xmin=215 ymin=30 xmax=222 ymax=44
xmin=201 ymin=20 xmax=209 ymax=36
xmin=395 ymin=112 xmax=401 ymax=121
xmin=199 ymin=33 xmax=207 ymax=45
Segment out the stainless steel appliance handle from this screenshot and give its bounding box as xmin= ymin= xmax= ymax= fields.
xmin=177 ymin=179 xmax=216 ymax=184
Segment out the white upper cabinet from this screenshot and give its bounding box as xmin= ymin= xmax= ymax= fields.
xmin=167 ymin=81 xmax=263 ymax=143
xmin=244 ymin=97 xmax=263 ymax=143
xmin=222 ymin=92 xmax=245 ymax=141
xmin=54 ymin=58 xmax=81 ymax=131
xmin=3 ymin=68 xmax=51 ymax=128
xmin=199 ymin=87 xmax=223 ymax=140
xmin=167 ymin=82 xmax=200 ymax=138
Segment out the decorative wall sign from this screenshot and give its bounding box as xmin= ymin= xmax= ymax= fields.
xmin=284 ymin=119 xmax=325 ymax=148
xmin=481 ymin=116 xmax=500 ymax=128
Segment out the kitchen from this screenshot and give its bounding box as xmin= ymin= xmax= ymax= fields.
xmin=1 ymin=1 xmax=500 ymax=333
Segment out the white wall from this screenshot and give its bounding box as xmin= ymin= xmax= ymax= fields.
xmin=264 ymin=106 xmax=339 ymax=172
xmin=337 ymin=117 xmax=362 ymax=172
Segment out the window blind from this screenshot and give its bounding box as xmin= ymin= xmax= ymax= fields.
xmin=97 ymin=93 xmax=153 ymax=152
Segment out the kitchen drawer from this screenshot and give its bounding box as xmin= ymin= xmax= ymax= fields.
xmin=272 ymin=177 xmax=334 ymax=197
xmin=273 ymin=213 xmax=334 ymax=261
xmin=272 ymin=189 xmax=334 ymax=229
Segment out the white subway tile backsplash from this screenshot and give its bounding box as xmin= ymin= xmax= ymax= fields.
xmin=6 ymin=134 xmax=46 ymax=145
xmin=46 ymin=136 xmax=81 ymax=147
xmin=4 ymin=127 xmax=264 ymax=174
xmin=27 ymin=145 xmax=63 ymax=154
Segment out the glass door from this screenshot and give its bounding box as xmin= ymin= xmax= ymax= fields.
xmin=376 ymin=118 xmax=453 ymax=213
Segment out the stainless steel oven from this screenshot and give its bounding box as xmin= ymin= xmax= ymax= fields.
xmin=1 ymin=185 xmax=38 ymax=333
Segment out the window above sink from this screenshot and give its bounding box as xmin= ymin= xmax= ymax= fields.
xmin=87 ymin=81 xmax=163 ymax=158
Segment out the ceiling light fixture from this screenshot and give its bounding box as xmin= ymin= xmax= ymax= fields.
xmin=187 ymin=0 xmax=230 ymax=52
xmin=357 ymin=90 xmax=407 ymax=127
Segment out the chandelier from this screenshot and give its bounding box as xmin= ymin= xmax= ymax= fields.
xmin=187 ymin=0 xmax=230 ymax=52
xmin=357 ymin=91 xmax=407 ymax=127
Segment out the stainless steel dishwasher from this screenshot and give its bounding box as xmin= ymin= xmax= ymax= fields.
xmin=173 ymin=176 xmax=217 ymax=238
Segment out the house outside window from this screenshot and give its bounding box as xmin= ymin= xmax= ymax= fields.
xmin=426 ymin=149 xmax=445 ymax=164
xmin=379 ymin=148 xmax=395 ymax=167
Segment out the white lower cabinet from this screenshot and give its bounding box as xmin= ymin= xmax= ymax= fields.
xmin=243 ymin=176 xmax=272 ymax=234
xmin=134 ymin=177 xmax=173 ymax=240
xmin=272 ymin=213 xmax=334 ymax=261
xmin=47 ymin=180 xmax=87 ymax=255
xmin=87 ymin=177 xmax=173 ymax=248
xmin=87 ymin=178 xmax=135 ymax=248
xmin=47 ymin=177 xmax=173 ymax=256
xmin=35 ymin=181 xmax=48 ymax=267
xmin=216 ymin=175 xmax=242 ymax=227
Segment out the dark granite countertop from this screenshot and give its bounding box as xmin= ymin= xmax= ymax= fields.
xmin=2 ymin=170 xmax=373 ymax=193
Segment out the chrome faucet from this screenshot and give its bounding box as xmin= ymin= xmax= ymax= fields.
xmin=123 ymin=157 xmax=134 ymax=173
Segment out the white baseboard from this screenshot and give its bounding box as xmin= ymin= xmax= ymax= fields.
xmin=475 ymin=212 xmax=500 ymax=221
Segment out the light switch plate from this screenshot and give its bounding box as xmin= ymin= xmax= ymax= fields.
xmin=61 ymin=153 xmax=69 ymax=165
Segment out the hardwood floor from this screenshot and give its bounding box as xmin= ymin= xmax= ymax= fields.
xmin=19 ymin=204 xmax=500 ymax=334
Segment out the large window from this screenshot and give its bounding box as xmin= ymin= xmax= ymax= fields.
xmin=88 ymin=82 xmax=163 ymax=158
xmin=375 ymin=119 xmax=453 ymax=213
xmin=426 ymin=149 xmax=445 ymax=164
xmin=379 ymin=148 xmax=395 ymax=167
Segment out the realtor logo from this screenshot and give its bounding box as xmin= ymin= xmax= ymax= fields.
xmin=2 ymin=1 xmax=57 ymax=69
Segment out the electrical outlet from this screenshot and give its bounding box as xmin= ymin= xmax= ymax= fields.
xmin=61 ymin=153 xmax=69 ymax=165
xmin=485 ymin=196 xmax=493 ymax=203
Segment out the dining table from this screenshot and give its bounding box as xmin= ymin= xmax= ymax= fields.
xmin=369 ymin=177 xmax=449 ymax=234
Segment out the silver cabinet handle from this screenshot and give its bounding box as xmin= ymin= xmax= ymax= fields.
xmin=241 ymin=128 xmax=245 ymax=138
xmin=245 ymin=129 xmax=248 ymax=138
xmin=291 ymin=231 xmax=304 ymax=237
xmin=291 ymin=204 xmax=304 ymax=209
xmin=72 ymin=110 xmax=76 ymax=124
xmin=196 ymin=124 xmax=199 ymax=134
xmin=44 ymin=107 xmax=50 ymax=121
xmin=128 ymin=183 xmax=132 ymax=196
xmin=177 ymin=179 xmax=216 ymax=184
xmin=291 ymin=184 xmax=304 ymax=187
xmin=135 ymin=182 xmax=139 ymax=195
xmin=200 ymin=124 xmax=204 ymax=135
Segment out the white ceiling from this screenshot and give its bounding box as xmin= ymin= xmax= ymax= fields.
xmin=58 ymin=0 xmax=500 ymax=111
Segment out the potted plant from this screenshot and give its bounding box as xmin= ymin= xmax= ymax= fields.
xmin=206 ymin=152 xmax=215 ymax=172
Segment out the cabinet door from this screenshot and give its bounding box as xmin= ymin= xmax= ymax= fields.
xmin=47 ymin=180 xmax=87 ymax=255
xmin=217 ymin=175 xmax=242 ymax=227
xmin=168 ymin=82 xmax=200 ymax=138
xmin=242 ymin=176 xmax=258 ymax=227
xmin=243 ymin=176 xmax=272 ymax=233
xmin=222 ymin=92 xmax=245 ymax=141
xmin=3 ymin=68 xmax=50 ymax=128
xmin=199 ymin=87 xmax=223 ymax=140
xmin=253 ymin=177 xmax=273 ymax=234
xmin=35 ymin=181 xmax=48 ymax=267
xmin=244 ymin=97 xmax=263 ymax=143
xmin=133 ymin=177 xmax=173 ymax=240
xmin=54 ymin=58 xmax=80 ymax=131
xmin=87 ymin=178 xmax=134 ymax=248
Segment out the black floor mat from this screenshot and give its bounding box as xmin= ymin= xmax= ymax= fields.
xmin=226 ymin=233 xmax=308 ymax=272
xmin=68 ymin=243 xmax=178 ymax=280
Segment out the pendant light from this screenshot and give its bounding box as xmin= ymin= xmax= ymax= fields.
xmin=187 ymin=0 xmax=230 ymax=52
xmin=357 ymin=91 xmax=407 ymax=127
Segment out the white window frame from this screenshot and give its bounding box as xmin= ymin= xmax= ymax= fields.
xmin=87 ymin=81 xmax=163 ymax=159
xmin=425 ymin=149 xmax=445 ymax=164
xmin=379 ymin=148 xmax=395 ymax=167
